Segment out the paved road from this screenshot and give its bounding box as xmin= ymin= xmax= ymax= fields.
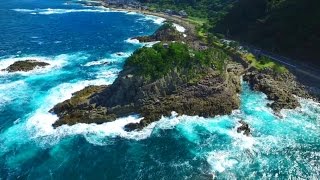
xmin=245 ymin=45 xmax=320 ymax=81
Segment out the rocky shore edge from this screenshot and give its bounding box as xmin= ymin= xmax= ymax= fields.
xmin=49 ymin=19 xmax=317 ymax=132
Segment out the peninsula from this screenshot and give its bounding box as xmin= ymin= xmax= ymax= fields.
xmin=50 ymin=22 xmax=314 ymax=130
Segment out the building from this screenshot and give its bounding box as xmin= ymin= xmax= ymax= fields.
xmin=178 ymin=10 xmax=188 ymax=18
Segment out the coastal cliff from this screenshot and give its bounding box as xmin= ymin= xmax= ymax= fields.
xmin=51 ymin=42 xmax=243 ymax=130
xmin=50 ymin=22 xmax=315 ymax=130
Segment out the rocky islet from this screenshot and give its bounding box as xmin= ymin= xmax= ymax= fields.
xmin=3 ymin=59 xmax=50 ymax=72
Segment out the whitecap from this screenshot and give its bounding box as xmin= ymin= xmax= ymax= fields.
xmin=125 ymin=38 xmax=160 ymax=47
xmin=144 ymin=41 xmax=160 ymax=47
xmin=125 ymin=38 xmax=140 ymax=44
xmin=82 ymin=58 xmax=113 ymax=67
xmin=138 ymin=15 xmax=166 ymax=25
xmin=126 ymin=11 xmax=138 ymax=15
xmin=21 ymin=77 xmax=155 ymax=146
xmin=207 ymin=151 xmax=238 ymax=173
xmin=0 ymin=80 xmax=28 ymax=109
xmin=111 ymin=51 xmax=132 ymax=58
xmin=12 ymin=8 xmax=112 ymax=15
xmin=95 ymin=67 xmax=121 ymax=80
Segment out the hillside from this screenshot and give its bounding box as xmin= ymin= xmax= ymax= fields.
xmin=213 ymin=0 xmax=320 ymax=66
xmin=138 ymin=0 xmax=234 ymax=19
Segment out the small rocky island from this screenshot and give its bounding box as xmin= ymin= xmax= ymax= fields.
xmin=50 ymin=22 xmax=314 ymax=131
xmin=3 ymin=60 xmax=49 ymax=72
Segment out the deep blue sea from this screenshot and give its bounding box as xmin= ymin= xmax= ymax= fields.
xmin=0 ymin=0 xmax=319 ymax=179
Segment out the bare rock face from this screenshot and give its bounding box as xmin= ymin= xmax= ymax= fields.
xmin=3 ymin=60 xmax=49 ymax=72
xmin=51 ymin=63 xmax=244 ymax=130
xmin=51 ymin=85 xmax=111 ymax=127
xmin=243 ymin=69 xmax=311 ymax=112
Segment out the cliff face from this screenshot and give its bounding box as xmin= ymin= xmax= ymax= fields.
xmin=51 ymin=61 xmax=243 ymax=130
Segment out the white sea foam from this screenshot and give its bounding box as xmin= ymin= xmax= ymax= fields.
xmin=83 ymin=58 xmax=113 ymax=66
xmin=0 ymin=80 xmax=28 ymax=109
xmin=111 ymin=51 xmax=132 ymax=58
xmin=126 ymin=11 xmax=138 ymax=15
xmin=125 ymin=38 xmax=140 ymax=44
xmin=125 ymin=38 xmax=160 ymax=47
xmin=144 ymin=41 xmax=160 ymax=47
xmin=17 ymin=76 xmax=161 ymax=146
xmin=95 ymin=68 xmax=120 ymax=79
xmin=207 ymin=151 xmax=238 ymax=173
xmin=138 ymin=15 xmax=166 ymax=25
xmin=12 ymin=8 xmax=112 ymax=15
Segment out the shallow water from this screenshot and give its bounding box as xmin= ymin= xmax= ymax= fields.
xmin=0 ymin=0 xmax=319 ymax=179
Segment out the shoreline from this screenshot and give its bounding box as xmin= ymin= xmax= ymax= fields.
xmin=94 ymin=4 xmax=205 ymax=49
xmin=49 ymin=2 xmax=319 ymax=128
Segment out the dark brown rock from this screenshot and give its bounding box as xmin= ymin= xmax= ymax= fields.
xmin=243 ymin=69 xmax=311 ymax=113
xmin=237 ymin=120 xmax=251 ymax=136
xmin=51 ymin=62 xmax=244 ymax=130
xmin=3 ymin=60 xmax=50 ymax=72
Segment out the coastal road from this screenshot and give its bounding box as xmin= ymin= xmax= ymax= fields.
xmin=246 ymin=45 xmax=320 ymax=82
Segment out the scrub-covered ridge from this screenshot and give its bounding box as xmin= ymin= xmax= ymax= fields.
xmin=51 ymin=42 xmax=243 ymax=130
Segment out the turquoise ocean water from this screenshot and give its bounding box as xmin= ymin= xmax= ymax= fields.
xmin=0 ymin=0 xmax=319 ymax=179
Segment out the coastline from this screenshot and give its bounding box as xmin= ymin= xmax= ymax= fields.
xmin=95 ymin=4 xmax=205 ymax=50
xmin=48 ymin=3 xmax=318 ymax=129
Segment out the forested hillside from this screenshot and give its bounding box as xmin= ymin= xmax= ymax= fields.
xmin=138 ymin=0 xmax=234 ymax=18
xmin=138 ymin=0 xmax=319 ymax=66
xmin=213 ymin=0 xmax=320 ymax=65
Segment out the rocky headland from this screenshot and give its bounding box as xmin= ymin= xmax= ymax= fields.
xmin=51 ymin=38 xmax=244 ymax=130
xmin=3 ymin=60 xmax=49 ymax=72
xmin=50 ymin=22 xmax=316 ymax=131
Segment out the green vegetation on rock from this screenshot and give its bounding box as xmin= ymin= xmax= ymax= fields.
xmin=244 ymin=53 xmax=288 ymax=73
xmin=126 ymin=42 xmax=229 ymax=81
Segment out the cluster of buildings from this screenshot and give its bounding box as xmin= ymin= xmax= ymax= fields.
xmin=102 ymin=0 xmax=146 ymax=10
xmin=164 ymin=9 xmax=188 ymax=18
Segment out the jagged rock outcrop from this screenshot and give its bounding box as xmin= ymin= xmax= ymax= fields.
xmin=3 ymin=60 xmax=49 ymax=72
xmin=51 ymin=62 xmax=243 ymax=130
xmin=237 ymin=120 xmax=251 ymax=136
xmin=243 ymin=69 xmax=311 ymax=112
